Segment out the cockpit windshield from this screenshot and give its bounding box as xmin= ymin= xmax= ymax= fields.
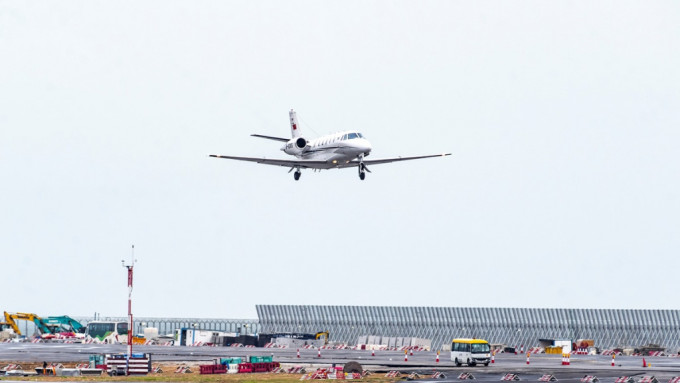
xmin=471 ymin=343 xmax=490 ymax=354
xmin=343 ymin=132 xmax=364 ymax=140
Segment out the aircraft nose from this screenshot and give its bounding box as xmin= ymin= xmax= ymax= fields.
xmin=362 ymin=140 xmax=372 ymax=154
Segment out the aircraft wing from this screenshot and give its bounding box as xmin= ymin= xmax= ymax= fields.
xmin=363 ymin=153 xmax=451 ymax=165
xmin=209 ymin=154 xmax=331 ymax=169
xmin=334 ymin=153 xmax=452 ymax=168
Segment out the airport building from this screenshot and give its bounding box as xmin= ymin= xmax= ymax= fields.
xmin=67 ymin=305 xmax=680 ymax=351
xmin=256 ymin=305 xmax=680 ymax=351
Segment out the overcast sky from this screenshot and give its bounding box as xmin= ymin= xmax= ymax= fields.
xmin=1 ymin=1 xmax=678 ymax=320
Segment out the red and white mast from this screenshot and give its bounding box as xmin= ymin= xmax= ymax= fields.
xmin=122 ymin=245 xmax=136 ymax=375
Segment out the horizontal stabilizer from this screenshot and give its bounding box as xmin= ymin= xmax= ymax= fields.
xmin=251 ymin=134 xmax=289 ymax=142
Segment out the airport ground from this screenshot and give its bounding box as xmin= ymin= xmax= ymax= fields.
xmin=2 ymin=343 xmax=680 ymax=382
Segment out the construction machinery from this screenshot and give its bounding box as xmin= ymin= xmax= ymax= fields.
xmin=3 ymin=312 xmax=52 ymax=336
xmin=42 ymin=316 xmax=86 ymax=334
xmin=0 ymin=320 xmax=17 ymax=340
xmin=315 ymin=331 xmax=330 ymax=345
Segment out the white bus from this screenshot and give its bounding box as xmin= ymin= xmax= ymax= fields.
xmin=451 ymin=338 xmax=491 ymax=366
xmin=85 ymin=321 xmax=128 ymax=344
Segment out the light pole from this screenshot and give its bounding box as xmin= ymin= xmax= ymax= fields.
xmin=121 ymin=245 xmax=136 ymax=376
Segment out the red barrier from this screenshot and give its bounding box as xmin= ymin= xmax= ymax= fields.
xmin=199 ymin=365 xmax=215 ymax=374
xmin=253 ymin=363 xmax=268 ymax=373
xmin=238 ymin=363 xmax=253 ymax=373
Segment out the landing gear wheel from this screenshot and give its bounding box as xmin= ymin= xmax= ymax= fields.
xmin=484 ymin=362 xmax=489 ymax=366
xmin=455 ymin=358 xmax=461 ymax=367
xmin=294 ymin=171 xmax=301 ymax=181
xmin=359 ymin=172 xmax=365 ymax=180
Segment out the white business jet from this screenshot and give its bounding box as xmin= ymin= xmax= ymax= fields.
xmin=210 ymin=109 xmax=451 ymax=181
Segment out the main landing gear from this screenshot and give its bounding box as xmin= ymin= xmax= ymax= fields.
xmin=289 ymin=166 xmax=302 ymax=181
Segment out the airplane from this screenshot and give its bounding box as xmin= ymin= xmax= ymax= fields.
xmin=209 ymin=109 xmax=451 ymax=181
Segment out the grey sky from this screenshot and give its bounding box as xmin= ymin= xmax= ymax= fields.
xmin=1 ymin=1 xmax=678 ymax=319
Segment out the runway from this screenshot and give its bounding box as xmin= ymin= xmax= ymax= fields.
xmin=2 ymin=343 xmax=680 ymax=381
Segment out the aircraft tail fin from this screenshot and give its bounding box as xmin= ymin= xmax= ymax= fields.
xmin=289 ymin=109 xmax=302 ymax=138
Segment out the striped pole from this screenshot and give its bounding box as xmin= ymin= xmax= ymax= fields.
xmin=491 ymin=351 xmax=495 ymax=364
xmin=436 ymin=351 xmax=440 ymax=363
xmin=611 ymin=354 xmax=615 ymax=367
xmin=122 ymin=245 xmax=136 ymax=376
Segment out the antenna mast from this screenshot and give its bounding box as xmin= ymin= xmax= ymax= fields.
xmin=122 ymin=245 xmax=136 ymax=375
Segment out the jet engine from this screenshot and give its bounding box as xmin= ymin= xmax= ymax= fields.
xmin=295 ymin=137 xmax=307 ymax=149
xmin=283 ymin=137 xmax=310 ymax=155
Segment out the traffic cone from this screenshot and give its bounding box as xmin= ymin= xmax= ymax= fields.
xmin=611 ymin=354 xmax=615 ymax=367
xmin=410 ymin=348 xmax=414 ymax=356
xmin=405 ymin=350 xmax=408 ymax=362
xmin=561 ymin=354 xmax=565 ymax=365
xmin=297 ymin=349 xmax=300 ymax=358
xmin=491 ymin=351 xmax=495 ymax=364
xmin=642 ymin=358 xmax=647 ymax=368
xmin=436 ymin=351 xmax=440 ymax=363
xmin=318 ymin=348 xmax=321 ymax=358
xmin=521 ymin=345 xmax=524 ymax=354
xmin=526 ymin=352 xmax=530 ymax=365
xmin=566 ymin=353 xmax=570 ymax=366
xmin=372 ymin=349 xmax=375 ymax=357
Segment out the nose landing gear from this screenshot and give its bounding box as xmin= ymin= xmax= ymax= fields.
xmin=358 ymin=154 xmax=370 ymax=180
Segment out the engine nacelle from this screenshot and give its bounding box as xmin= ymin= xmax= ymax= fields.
xmin=283 ymin=137 xmax=310 ymax=155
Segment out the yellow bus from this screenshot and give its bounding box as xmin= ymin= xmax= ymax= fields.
xmin=451 ymin=338 xmax=491 ymax=366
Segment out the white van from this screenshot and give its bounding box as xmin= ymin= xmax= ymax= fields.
xmin=451 ymin=338 xmax=491 ymax=366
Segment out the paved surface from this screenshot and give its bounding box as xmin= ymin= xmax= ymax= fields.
xmin=2 ymin=343 xmax=680 ymax=381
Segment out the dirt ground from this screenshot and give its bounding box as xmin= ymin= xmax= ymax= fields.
xmin=0 ymin=361 xmax=396 ymax=382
